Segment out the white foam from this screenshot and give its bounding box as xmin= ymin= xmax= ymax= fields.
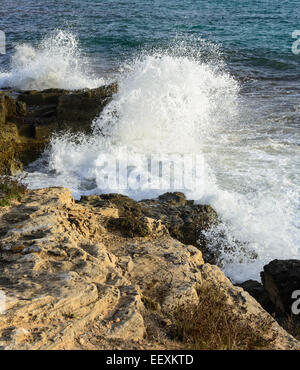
xmin=25 ymin=41 xmax=300 ymax=282
xmin=0 ymin=31 xmax=104 ymax=90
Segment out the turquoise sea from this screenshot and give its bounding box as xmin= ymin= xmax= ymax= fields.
xmin=1 ymin=0 xmax=300 ymax=74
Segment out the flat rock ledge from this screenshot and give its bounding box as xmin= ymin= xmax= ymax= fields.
xmin=0 ymin=188 xmax=298 ymax=350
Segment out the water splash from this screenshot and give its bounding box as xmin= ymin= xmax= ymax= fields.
xmin=0 ymin=30 xmax=104 ymax=90
xmin=25 ymin=38 xmax=300 ymax=282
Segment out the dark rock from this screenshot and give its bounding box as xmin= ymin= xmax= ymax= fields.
xmin=81 ymin=193 xmax=149 ymax=237
xmin=80 ymin=193 xmax=142 ymax=217
xmin=0 ymin=103 xmax=24 ymax=174
xmin=157 ymin=192 xmax=187 ymax=206
xmin=18 ymin=89 xmax=68 ymax=106
xmin=80 ymin=192 xmax=219 ymax=260
xmin=139 ymin=194 xmax=218 ymax=261
xmin=0 ymin=83 xmax=117 ymax=175
xmin=5 ymin=95 xmax=26 ymax=119
xmin=237 ymin=280 xmax=276 ymax=314
xmin=17 ymin=83 xmax=117 ymax=133
xmin=0 ymin=94 xmax=6 ymax=125
xmin=261 ymin=259 xmax=300 ymax=315
xmin=56 ymin=84 xmax=117 ymax=129
xmin=0 ymin=92 xmax=26 ymax=125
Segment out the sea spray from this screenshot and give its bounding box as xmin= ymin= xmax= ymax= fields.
xmin=0 ymin=30 xmax=104 ymax=90
xmin=24 ymin=39 xmax=300 ymax=282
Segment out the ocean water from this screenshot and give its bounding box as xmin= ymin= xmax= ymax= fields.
xmin=0 ymin=0 xmax=299 ymax=282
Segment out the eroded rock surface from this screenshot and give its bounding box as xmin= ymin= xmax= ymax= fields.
xmin=0 ymin=188 xmax=298 ymax=349
xmin=80 ymin=192 xmax=219 ymax=262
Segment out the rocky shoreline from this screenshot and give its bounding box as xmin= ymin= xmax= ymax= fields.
xmin=0 ymin=187 xmax=298 ymax=350
xmin=0 ymin=86 xmax=300 ymax=349
xmin=0 ymin=85 xmax=117 ymax=175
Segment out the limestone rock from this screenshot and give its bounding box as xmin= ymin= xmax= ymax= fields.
xmin=0 ymin=188 xmax=298 ymax=349
xmin=80 ymin=192 xmax=218 ymax=260
xmin=198 ymin=264 xmax=299 ymax=350
xmin=140 ymin=193 xmax=218 ymax=260
xmin=0 ymin=92 xmax=26 ymax=125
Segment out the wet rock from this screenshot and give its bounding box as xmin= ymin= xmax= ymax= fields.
xmin=140 ymin=193 xmax=219 ymax=261
xmin=18 ymin=89 xmax=68 ymax=106
xmin=80 ymin=192 xmax=218 ymax=259
xmin=56 ymin=84 xmax=117 ymax=129
xmin=0 ymin=92 xmax=26 ymax=125
xmin=261 ymin=259 xmax=300 ymax=315
xmin=81 ymin=193 xmax=143 ymax=217
xmin=17 ymin=84 xmax=117 ymax=132
xmin=0 ymin=84 xmax=117 ymax=175
xmin=81 ymin=193 xmax=150 ymax=237
xmin=4 ymin=95 xmax=26 ymax=119
xmin=140 ymin=193 xmax=218 ymax=245
xmin=157 ymin=192 xmax=187 ymax=206
xmin=237 ymin=280 xmax=275 ymax=315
